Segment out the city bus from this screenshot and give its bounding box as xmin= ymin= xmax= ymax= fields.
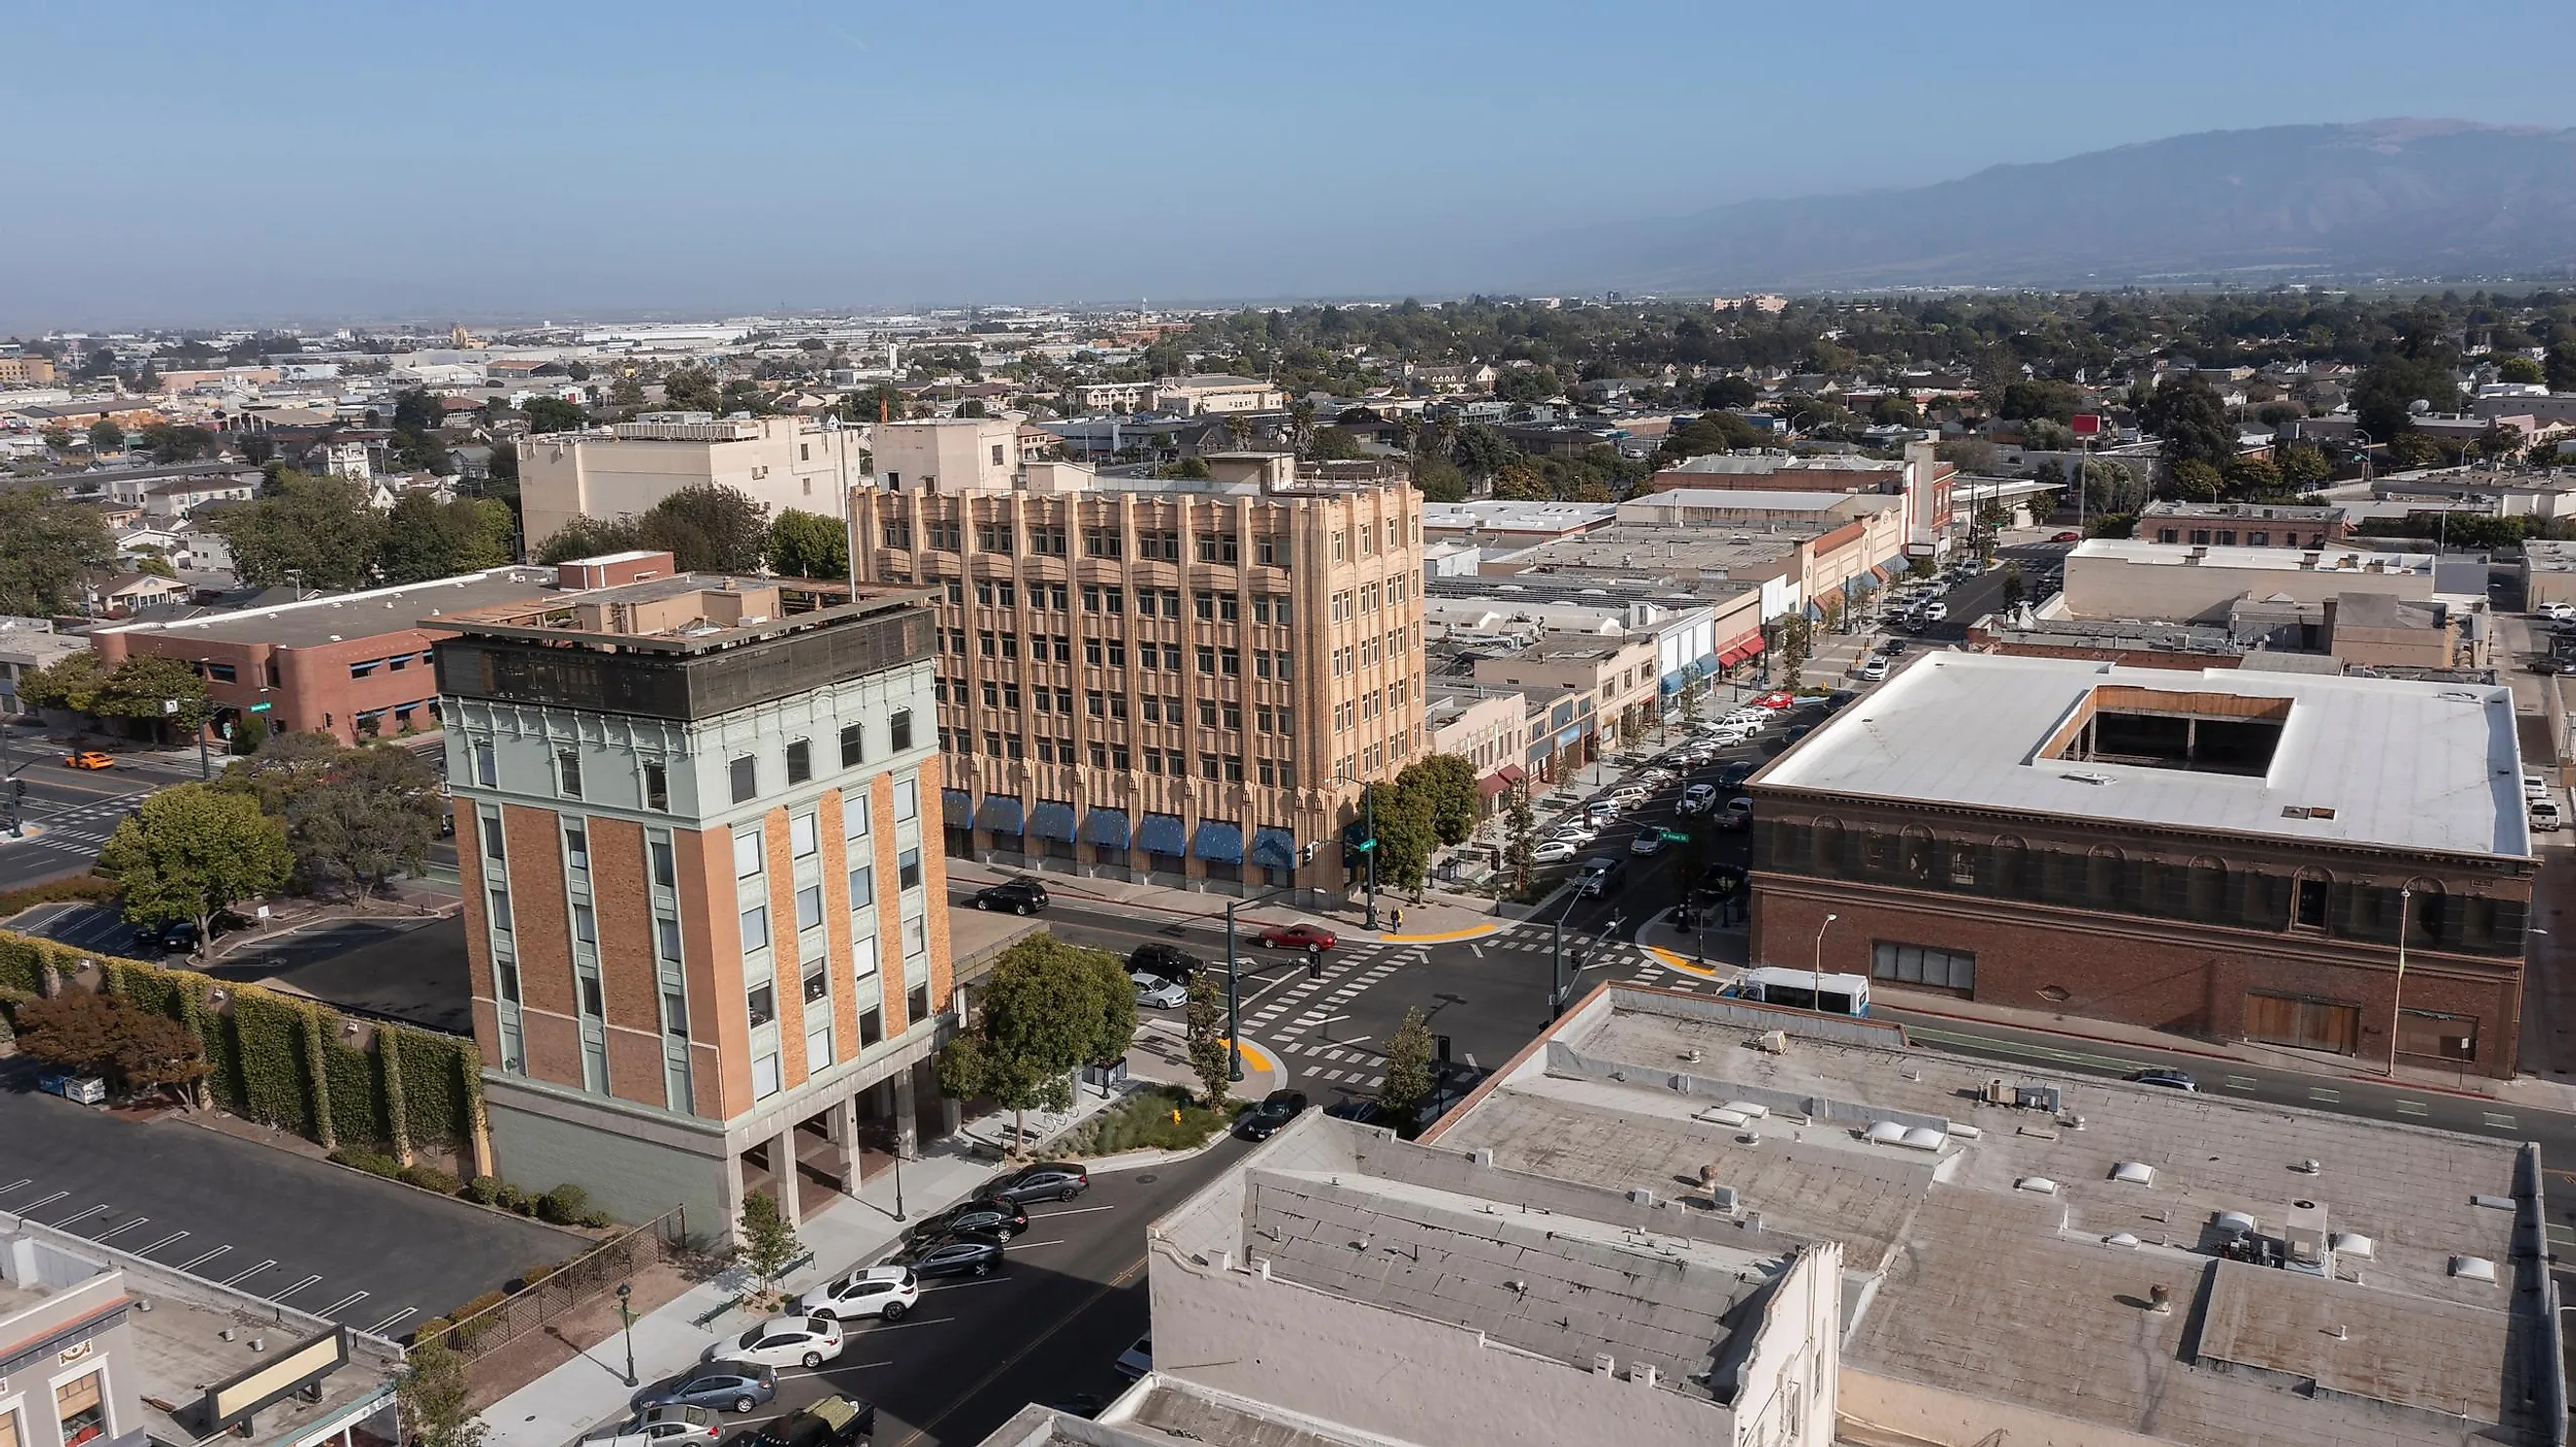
xmin=1727 ymin=967 xmax=1872 ymax=1017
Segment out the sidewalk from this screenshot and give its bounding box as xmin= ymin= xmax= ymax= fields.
xmin=944 ymin=855 xmax=1513 ymax=945
xmin=479 ymin=1068 xmax=1191 ymax=1447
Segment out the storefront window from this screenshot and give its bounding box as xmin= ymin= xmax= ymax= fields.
xmin=57 ymin=1371 xmax=105 ymax=1447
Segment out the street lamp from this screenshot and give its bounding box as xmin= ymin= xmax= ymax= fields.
xmin=1812 ymin=913 xmax=1838 ymax=1013
xmin=2385 ymin=887 xmax=2412 ymax=1077
xmin=615 ymin=1282 xmax=637 ymax=1387
xmin=1330 ymin=764 xmax=1379 ymax=931
xmin=1224 ymin=855 xmax=1322 ymax=1082
xmin=890 ymin=1139 xmax=905 ymax=1223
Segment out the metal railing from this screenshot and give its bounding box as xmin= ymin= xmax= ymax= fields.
xmin=432 ymin=1207 xmax=689 ymax=1361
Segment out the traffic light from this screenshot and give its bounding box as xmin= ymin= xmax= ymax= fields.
xmin=1340 ymin=817 xmax=1376 ymax=868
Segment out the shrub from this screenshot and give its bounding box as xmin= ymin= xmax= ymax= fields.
xmin=327 ymin=1146 xmax=401 ymax=1178
xmin=579 ymin=1209 xmax=613 ymax=1228
xmin=496 ymin=1183 xmax=530 ymax=1214
xmin=461 ymin=1175 xmax=502 ymax=1206
xmin=0 ymin=874 xmax=121 ymax=920
xmin=535 ymin=1184 xmax=589 ymax=1226
xmin=513 ymin=1262 xmax=559 ymax=1292
xmin=411 ymin=1315 xmax=450 ymax=1348
xmin=399 ymin=1164 xmax=460 ymax=1194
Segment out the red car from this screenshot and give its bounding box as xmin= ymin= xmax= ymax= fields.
xmin=1752 ymin=691 xmax=1796 ymax=709
xmin=1258 ymin=922 xmax=1338 ymax=951
xmin=2052 ymin=531 xmax=2082 ymax=543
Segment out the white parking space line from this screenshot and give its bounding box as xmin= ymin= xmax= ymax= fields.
xmin=364 ymin=1307 xmax=418 ymax=1336
xmin=1025 ymin=1204 xmax=1113 ymax=1219
xmin=18 ymin=1190 xmax=67 ymax=1214
xmin=273 ymin=1274 xmax=323 ymax=1300
xmin=918 ymin=1275 xmax=1012 ymax=1292
xmin=177 ymin=1245 xmax=230 ymax=1271
xmin=0 ymin=1180 xmax=29 ymax=1194
xmin=221 ymin=1259 xmax=277 ymax=1287
xmin=91 ymin=1218 xmax=149 ymax=1242
xmin=859 ymin=1309 xmax=966 ymax=1324
xmin=1008 ymin=1238 xmax=1065 ymax=1249
xmin=1469 ymin=944 xmax=1483 ymax=958
xmin=53 ymin=1204 xmax=110 ymax=1229
xmin=1342 ymin=1035 xmax=1372 ymax=1047
xmin=139 ymin=1230 xmax=187 ymax=1255
xmin=781 ymin=1361 xmax=893 ymax=1377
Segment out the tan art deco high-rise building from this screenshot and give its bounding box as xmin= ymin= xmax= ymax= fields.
xmin=847 ymin=424 xmax=1423 ymax=896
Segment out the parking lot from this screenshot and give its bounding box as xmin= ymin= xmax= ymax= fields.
xmin=0 ymin=1063 xmax=581 ymax=1338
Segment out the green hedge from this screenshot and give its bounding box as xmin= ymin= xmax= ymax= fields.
xmin=3 ymin=930 xmax=480 ymax=1158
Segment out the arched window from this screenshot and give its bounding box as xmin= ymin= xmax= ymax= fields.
xmin=2086 ymin=846 xmax=2124 ymax=909
xmin=2292 ymin=868 xmax=2331 ymax=930
xmin=2188 ymin=856 xmax=2228 ymax=921
xmin=1811 ymin=818 xmax=1845 ymax=877
xmin=2403 ymin=878 xmax=2447 ymax=949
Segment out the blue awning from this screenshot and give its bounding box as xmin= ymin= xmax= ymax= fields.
xmin=1139 ymin=813 xmax=1187 ymax=856
xmin=1082 ymin=807 xmax=1129 ymax=847
xmin=1028 ymin=800 xmax=1075 ymax=841
xmin=1250 ymin=826 xmax=1297 ymax=868
xmin=943 ymin=788 xmax=972 ymax=827
xmin=975 ymin=795 xmax=1024 ymax=833
xmin=1556 ymin=723 xmax=1586 ymax=749
xmin=1192 ymin=820 xmax=1244 ymax=864
xmin=1847 ymin=572 xmax=1878 ymax=594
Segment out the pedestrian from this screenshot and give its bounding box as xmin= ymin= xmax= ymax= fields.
xmin=1390 ymin=905 xmax=1406 ymax=932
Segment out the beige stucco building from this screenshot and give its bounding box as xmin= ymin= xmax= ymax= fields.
xmin=1469 ymin=635 xmax=1661 ymax=754
xmin=518 ymin=413 xmax=869 ymax=554
xmin=848 ymin=431 xmax=1423 ymax=896
xmin=2064 ymin=539 xmax=2446 ymax=623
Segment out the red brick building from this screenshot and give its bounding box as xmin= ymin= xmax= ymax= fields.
xmin=88 ymin=555 xmax=671 ymax=745
xmin=1746 ymin=653 xmax=2535 ymax=1076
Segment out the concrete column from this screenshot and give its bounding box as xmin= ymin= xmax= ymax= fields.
xmin=720 ymin=1145 xmax=748 ymax=1242
xmin=893 ymin=1070 xmax=919 ymax=1161
xmin=772 ymin=1123 xmax=802 ymax=1231
xmin=834 ymin=1094 xmax=864 ymax=1190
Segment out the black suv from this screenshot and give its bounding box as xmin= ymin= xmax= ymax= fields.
xmin=977 ymin=1161 xmax=1089 ymax=1204
xmin=1127 ymin=942 xmax=1203 ymax=983
xmin=971 ymin=879 xmax=1050 ymax=915
xmin=752 ymin=1395 xmax=875 ymax=1447
xmin=1236 ymin=1088 xmax=1309 ymax=1141
xmin=903 ymin=1198 xmax=1028 ymax=1242
xmin=894 ymin=1231 xmax=1005 ymax=1279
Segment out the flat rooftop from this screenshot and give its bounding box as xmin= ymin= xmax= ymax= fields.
xmin=1509 ymin=525 xmax=1816 ymax=579
xmin=2073 ymin=538 xmax=2435 ymax=576
xmin=96 ymin=567 xmax=559 ymax=649
xmin=1757 ymin=653 xmax=2528 ymax=859
xmin=1623 ymin=487 xmax=1892 ymax=514
xmin=1425 ymin=988 xmax=2547 ymax=1447
xmin=1422 ymin=501 xmax=1618 ymax=533
xmin=2526 ymin=539 xmax=2576 ymax=574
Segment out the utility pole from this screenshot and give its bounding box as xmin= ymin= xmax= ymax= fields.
xmin=1224 ymin=853 xmax=1321 ymax=1082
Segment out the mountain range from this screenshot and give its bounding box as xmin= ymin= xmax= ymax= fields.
xmin=1552 ymin=120 xmax=2576 ymax=294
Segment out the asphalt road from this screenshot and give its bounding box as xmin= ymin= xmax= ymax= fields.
xmin=659 ymin=1140 xmax=1252 ymax=1447
xmin=0 ymin=744 xmax=206 ymax=888
xmin=0 ymin=1060 xmax=582 ymax=1338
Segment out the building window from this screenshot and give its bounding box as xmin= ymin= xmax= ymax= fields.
xmin=56 ymin=1371 xmax=105 ymax=1447
xmin=474 ymin=743 xmax=497 ymax=786
xmin=735 ymin=826 xmax=764 ymax=878
xmin=895 ymin=778 xmax=918 ymax=821
xmin=900 ymin=846 xmax=922 ymax=891
xmin=1872 ymin=941 xmax=1975 ymax=991
xmin=908 ymin=984 xmax=932 ymax=1025
xmin=976 ymin=522 xmax=1014 ymax=553
xmin=650 ymin=837 xmax=676 ymax=889
xmin=853 ymin=930 xmax=880 ymax=983
xmin=752 ymin=1050 xmax=781 ymax=1099
xmin=791 ymin=812 xmax=820 ymax=858
xmin=741 ymin=904 xmax=770 ymax=952
xmin=488 ymin=887 xmax=511 ymax=933
xmin=573 ymin=904 xmax=597 ymax=946
xmin=555 ymin=748 xmax=583 ymax=798
xmin=644 ymin=760 xmax=669 ymax=811
xmin=730 ymin=754 xmax=757 ymax=803
xmin=904 ymin=912 xmax=927 ymax=959
xmin=495 ymin=961 xmax=519 ymax=1003
xmin=786 ymin=738 xmax=813 ymax=784
xmin=840 ymin=722 xmax=865 ymax=767
xmin=860 ymin=1006 xmax=884 ymax=1049
xmin=657 ymin=915 xmax=682 ymax=961
xmin=2295 ymin=876 xmax=2330 ymax=929
xmin=882 ymin=521 xmax=912 ymax=549
xmin=564 ymin=824 xmax=588 ymax=870
xmin=796 ymin=883 xmax=824 ymax=931
xmin=1084 ymin=527 xmax=1122 ymax=558
xmin=1030 ymin=525 xmax=1067 ymax=555
xmin=849 ymin=862 xmax=874 ymax=908
xmin=891 ymin=708 xmax=914 ymax=750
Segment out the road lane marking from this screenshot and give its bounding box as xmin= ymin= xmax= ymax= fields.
xmin=854 ymin=1313 xmax=961 ymax=1328
xmin=221 ymin=1259 xmax=277 ymax=1287
xmin=1901 ymin=1026 xmax=2148 ymax=1075
xmin=1007 ymin=1238 xmax=1065 ymax=1249
xmin=92 ymin=1218 xmax=148 ymax=1242
xmin=888 ymin=1254 xmax=1148 ymax=1447
xmin=2307 ymin=1087 xmax=2340 ymax=1104
xmin=1469 ymin=944 xmax=1484 ymax=958
xmin=363 ymin=1307 xmax=417 ymax=1335
xmin=2485 ymin=1111 xmax=2519 ymax=1131
xmin=318 ymin=1290 xmax=368 ymax=1315
xmin=2222 ymin=1075 xmax=2259 ymax=1091
xmin=1026 ymin=1205 xmax=1114 ymax=1219
xmin=177 ymin=1245 xmax=230 ymax=1271
xmin=2395 ymin=1100 xmax=2431 ymax=1116
xmin=781 ymin=1361 xmax=892 ymax=1377
xmin=139 ymin=1230 xmax=187 ymax=1254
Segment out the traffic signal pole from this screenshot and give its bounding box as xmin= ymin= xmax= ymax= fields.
xmin=1224 ymin=861 xmax=1321 ymax=1083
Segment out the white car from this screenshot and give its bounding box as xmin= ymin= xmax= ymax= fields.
xmin=597 ymin=1407 xmax=721 ymax=1447
xmin=1550 ymin=819 xmax=1599 ymax=843
xmin=1922 ymin=602 xmax=1949 ymax=623
xmin=1629 ymin=833 xmax=1669 ymax=857
xmin=2542 ymin=603 xmax=2576 ymax=623
xmin=2526 ymin=772 xmax=2551 ymax=801
xmin=1611 ymin=784 xmax=1653 ymax=807
xmin=1682 ymin=783 xmax=1717 ymax=813
xmin=1858 ymin=658 xmax=1889 ymax=681
xmin=704 ymin=1314 xmax=844 ymax=1369
xmin=1131 ymin=972 xmax=1188 ymax=1010
xmin=788 ymin=1266 xmax=919 ymax=1323
xmin=1532 ymin=838 xmax=1580 ymax=864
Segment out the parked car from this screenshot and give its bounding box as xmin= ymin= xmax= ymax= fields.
xmin=2540 ymin=603 xmax=2574 ymax=623
xmin=1131 ymin=973 xmax=1188 ymax=1010
xmin=633 ymin=1363 xmax=777 ymax=1416
xmin=902 ymin=1199 xmax=1028 ymax=1244
xmin=1882 ymin=638 xmax=1910 ymax=656
xmin=704 ymin=1314 xmax=843 ymax=1370
xmin=1235 ymin=1089 xmax=1309 ymax=1141
xmin=749 ymin=1395 xmax=877 ymax=1447
xmin=894 ymin=1231 xmax=1005 ymax=1279
xmin=1532 ymin=838 xmax=1580 ymax=864
xmin=970 ymin=878 xmax=1050 ymax=915
xmin=1825 ymin=688 xmax=1858 ymax=712
xmin=1781 ymin=724 xmax=1814 ymax=747
xmin=2052 ymin=531 xmax=2082 ymax=543
xmin=1550 ymin=818 xmax=1599 ymax=843
xmin=1629 ymin=832 xmax=1668 ymax=857
xmin=2533 ymin=800 xmax=2562 ymax=831
xmin=1922 ymin=602 xmax=1949 ymax=623
xmin=788 ymin=1266 xmax=918 ymax=1323
xmin=1752 ymin=692 xmax=1796 ymax=709
xmin=1717 ymin=761 xmax=1756 ymax=789
xmin=1322 ymin=1099 xmax=1388 ymax=1125
xmin=1719 ymin=798 xmax=1754 ymax=831
xmin=1258 ymin=922 xmax=1337 ymax=951
xmin=1127 ymin=942 xmax=1203 ymax=983
xmin=1582 ymin=797 xmax=1621 ymax=822
xmin=978 ymin=1160 xmax=1091 ymax=1204
xmin=60 ymin=751 xmax=113 ymax=770
xmin=2126 ymin=1068 xmax=2199 ymax=1093
xmin=1113 ymin=1335 xmax=1153 ymax=1380
xmin=600 ymin=1406 xmax=724 ymax=1447
xmin=1577 ymin=856 xmax=1627 ymax=898
xmin=1858 ymin=658 xmax=1889 ymax=682
xmin=2525 ymin=772 xmax=2551 ymax=800
xmin=1610 ymin=784 xmax=1653 ymax=807
xmin=1681 ymin=783 xmax=1718 ymax=813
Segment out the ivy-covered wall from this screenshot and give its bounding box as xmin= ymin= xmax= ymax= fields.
xmin=0 ymin=930 xmax=482 ymax=1158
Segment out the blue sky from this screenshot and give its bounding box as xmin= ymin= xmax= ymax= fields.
xmin=9 ymin=0 xmax=2576 ymax=329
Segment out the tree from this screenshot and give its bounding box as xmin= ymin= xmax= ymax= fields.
xmin=0 ymin=486 xmax=113 ymax=615
xmin=13 ymin=988 xmax=127 ymax=1077
xmin=1396 ymin=754 xmax=1477 ymax=847
xmin=2276 ymin=442 xmax=2333 ymax=488
xmin=2387 ymin=432 xmax=2443 ymax=470
xmin=2353 ymin=353 xmax=2463 ymax=442
xmin=1182 ymin=973 xmax=1232 ymax=1109
xmin=1501 ymin=787 xmax=1536 ymax=894
xmin=1359 ymin=782 xmax=1437 ymax=893
xmin=521 ymin=396 xmax=586 ymax=434
xmin=93 ymin=654 xmax=208 ymax=726
xmin=937 ymin=936 xmax=1133 ymax=1148
xmin=1701 ymin=374 xmax=1758 ymax=410
xmin=378 ymin=494 xmax=514 ymax=583
xmin=97 ymin=784 xmax=293 ymax=959
xmin=841 ymin=382 xmax=906 ymax=423
xmin=18 ymin=650 xmax=104 ymax=713
xmin=2498 ymin=355 xmax=2546 ymax=385
xmin=87 ymin=419 xmax=124 ymax=452
xmin=1305 ymin=426 xmax=1364 ymax=462
xmin=208 ymin=469 xmax=386 ymax=588
xmin=1412 ymin=455 xmax=1468 ymax=502
xmin=284 ymin=744 xmax=443 ymax=898
xmin=2478 ymin=422 xmax=2527 ymax=465
xmin=2001 ymin=563 xmax=2026 ymax=607
xmin=391 ymin=389 xmax=445 ymax=433
xmin=1378 ymin=1005 xmax=1434 ymax=1129
xmin=1451 ymin=423 xmax=1517 ymax=480
xmin=766 ymin=508 xmax=849 ymax=581
xmin=663 ymin=366 xmax=722 ymax=414
xmin=398 ymin=1337 xmax=485 ymax=1447
xmin=1775 ymin=615 xmax=1813 ymax=688
xmin=640 ymin=485 xmax=768 ymax=572
xmin=536 ymin=513 xmax=645 ymax=564
xmin=2549 ymin=339 xmax=2576 ymax=394
xmin=738 ymin=1190 xmax=800 ymax=1302
xmin=2140 ymin=374 xmax=2234 ymax=475
xmin=2165 ymin=459 xmax=2224 ymax=502
xmin=609 ymin=374 xmax=648 ymax=409
xmin=140 ymin=424 xmax=219 ymax=463
xmin=2223 ymin=455 xmax=2282 ymax=497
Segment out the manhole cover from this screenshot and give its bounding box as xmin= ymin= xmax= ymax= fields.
xmin=1136 ymin=1174 xmax=1158 ymax=1185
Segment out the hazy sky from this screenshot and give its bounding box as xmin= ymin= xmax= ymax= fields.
xmin=11 ymin=0 xmax=2576 ymax=331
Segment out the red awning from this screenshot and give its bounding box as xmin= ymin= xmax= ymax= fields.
xmin=1717 ymin=647 xmax=1748 ymax=667
xmin=1738 ymin=636 xmax=1766 ymax=659
xmin=1478 ymin=764 xmax=1527 ymax=798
